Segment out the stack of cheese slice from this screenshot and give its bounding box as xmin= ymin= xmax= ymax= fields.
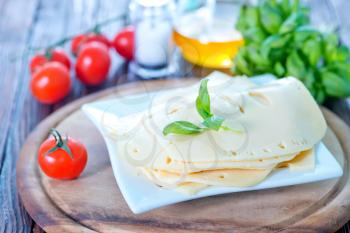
xmin=106 ymin=72 xmax=327 ymax=195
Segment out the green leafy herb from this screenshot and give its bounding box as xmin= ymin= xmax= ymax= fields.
xmin=304 ymin=68 xmax=315 ymax=90
xmin=242 ymin=26 xmax=268 ymax=44
xmin=286 ymin=50 xmax=305 ymax=79
xmin=279 ymin=11 xmax=305 ymax=34
xmin=163 ymin=79 xmax=241 ymax=136
xmin=196 ymin=79 xmax=212 ymax=119
xmin=274 ymin=62 xmax=285 ymax=76
xmin=321 ymin=71 xmax=350 ymax=97
xmin=294 ymin=26 xmax=319 ymax=45
xmin=261 ymin=34 xmax=292 ymax=60
xmin=302 ymin=37 xmax=322 ymax=67
xmin=163 ymin=121 xmax=204 ymax=136
xmin=202 ymin=115 xmax=225 ymax=131
xmin=259 ymin=2 xmax=283 ymax=34
xmin=233 ymin=0 xmax=350 ymax=104
xmin=234 ymin=48 xmax=253 ymax=76
xmin=328 ymin=62 xmax=350 ymax=79
xmin=247 ymin=46 xmax=270 ymax=67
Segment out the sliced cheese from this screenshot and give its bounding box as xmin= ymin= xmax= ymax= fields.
xmin=147 ymin=77 xmax=326 ymax=161
xmin=278 ymin=148 xmax=315 ymax=172
xmin=104 ymin=72 xmax=324 ymax=195
xmin=141 ymin=148 xmax=315 ymax=195
xmin=147 ymin=147 xmax=298 ymax=173
xmin=150 ymin=71 xmax=257 ymax=110
xmin=111 ymin=76 xmax=326 ymax=171
xmin=175 ymin=182 xmax=208 ymax=195
xmin=141 ymin=167 xmax=272 ymax=187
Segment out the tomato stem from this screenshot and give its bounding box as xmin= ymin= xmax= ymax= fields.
xmin=92 ymin=25 xmax=101 ymax=34
xmin=44 ymin=49 xmax=53 ymax=60
xmin=28 ymin=14 xmax=126 ymax=52
xmin=47 ymin=128 xmax=74 ymax=159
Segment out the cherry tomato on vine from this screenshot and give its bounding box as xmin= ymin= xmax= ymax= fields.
xmin=30 ymin=62 xmax=71 ymax=104
xmin=38 ymin=128 xmax=88 ymax=180
xmin=71 ymin=33 xmax=110 ymax=55
xmin=111 ymin=26 xmax=134 ymax=61
xmin=30 ymin=49 xmax=71 ymax=74
xmin=75 ymin=42 xmax=111 ymax=86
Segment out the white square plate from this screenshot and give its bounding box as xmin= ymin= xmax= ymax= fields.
xmin=82 ymin=76 xmax=343 ymax=214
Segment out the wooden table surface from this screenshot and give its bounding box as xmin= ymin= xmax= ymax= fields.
xmin=0 ymin=0 xmax=349 ymax=232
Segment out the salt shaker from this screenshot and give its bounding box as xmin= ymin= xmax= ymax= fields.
xmin=129 ymin=0 xmax=176 ymax=79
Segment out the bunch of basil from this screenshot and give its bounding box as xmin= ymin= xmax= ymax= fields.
xmin=233 ymin=0 xmax=350 ymax=104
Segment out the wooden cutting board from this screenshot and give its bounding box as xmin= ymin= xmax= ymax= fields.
xmin=17 ymin=79 xmax=350 ymax=233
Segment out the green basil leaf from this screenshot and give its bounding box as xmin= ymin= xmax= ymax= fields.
xmin=279 ymin=11 xmax=308 ymax=35
xmin=247 ymin=46 xmax=270 ymax=67
xmin=304 ymin=68 xmax=316 ymax=90
xmin=286 ymin=50 xmax=306 ymax=79
xmin=279 ymin=0 xmax=291 ymax=17
xmin=255 ymin=65 xmax=272 ymax=74
xmin=308 ymin=85 xmax=316 ymax=98
xmin=245 ymin=7 xmax=260 ymax=28
xmin=333 ymin=45 xmax=350 ymax=62
xmin=291 ymin=0 xmax=301 ymax=12
xmin=294 ymin=25 xmax=320 ymax=46
xmin=236 ymin=5 xmax=247 ymax=31
xmin=233 ymin=49 xmax=253 ymax=76
xmin=196 ymin=79 xmax=212 ymax=119
xmin=321 ymin=71 xmax=350 ymax=97
xmin=268 ymin=34 xmax=292 ymax=48
xmin=302 ymin=38 xmax=322 ymax=67
xmin=274 ymin=62 xmax=285 ymax=77
xmin=323 ymin=33 xmax=338 ymax=47
xmin=323 ymin=33 xmax=339 ymax=64
xmin=315 ymin=87 xmax=326 ymax=104
xmin=299 ymin=7 xmax=310 ymax=24
xmin=202 ymin=115 xmax=224 ymax=131
xmin=259 ymin=2 xmax=283 ymax=34
xmin=261 ymin=34 xmax=291 ymax=59
xmin=236 ymin=6 xmax=260 ymax=32
xmin=242 ymin=27 xmax=268 ymax=44
xmin=327 ymin=62 xmax=350 ymax=80
xmin=163 ymin=121 xmax=204 ymax=136
xmin=269 ymin=48 xmax=286 ymax=62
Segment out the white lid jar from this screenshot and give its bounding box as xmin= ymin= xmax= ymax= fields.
xmin=129 ymin=0 xmax=176 ymax=78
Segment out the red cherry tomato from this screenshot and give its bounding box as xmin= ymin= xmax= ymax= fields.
xmin=30 ymin=49 xmax=71 ymax=74
xmin=71 ymin=33 xmax=110 ymax=55
xmin=31 ymin=62 xmax=71 ymax=104
xmin=112 ymin=26 xmax=134 ymax=60
xmin=38 ymin=129 xmax=88 ymax=180
xmin=75 ymin=42 xmax=111 ymax=86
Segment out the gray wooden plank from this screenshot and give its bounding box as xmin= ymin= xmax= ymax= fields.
xmin=0 ymin=0 xmax=75 ymax=232
xmin=12 ymin=0 xmax=79 ymax=231
xmin=0 ymin=0 xmax=38 ymax=169
xmin=0 ymin=0 xmax=39 ymax=232
xmin=1 ymin=0 xmax=127 ymax=232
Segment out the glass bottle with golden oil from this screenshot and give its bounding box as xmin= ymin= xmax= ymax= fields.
xmin=173 ymin=0 xmax=244 ymax=69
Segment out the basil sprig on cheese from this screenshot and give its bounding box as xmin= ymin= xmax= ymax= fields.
xmin=163 ymin=79 xmax=238 ymax=136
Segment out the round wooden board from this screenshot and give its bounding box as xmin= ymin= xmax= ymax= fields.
xmin=17 ymin=79 xmax=350 ymax=233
